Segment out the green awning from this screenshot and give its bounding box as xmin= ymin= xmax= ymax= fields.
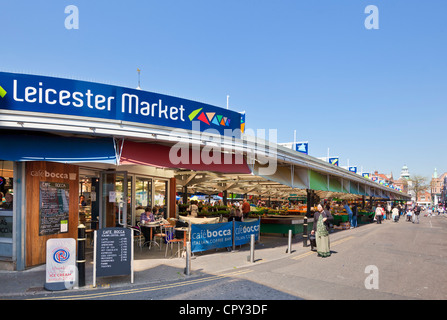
xmin=309 ymin=170 xmax=328 ymax=191
xmin=350 ymin=182 xmax=359 ymax=195
xmin=359 ymin=184 xmax=367 ymax=196
xmin=342 ymin=179 xmax=350 ymax=193
xmin=328 ymin=176 xmax=342 ymax=193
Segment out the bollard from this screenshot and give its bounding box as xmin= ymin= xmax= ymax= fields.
xmin=232 ymin=220 xmax=236 ymax=252
xmin=303 ymin=216 xmax=308 ymax=247
xmin=185 ymin=241 xmax=191 ymax=276
xmin=249 ymin=234 xmax=255 ymax=263
xmin=286 ymin=229 xmax=292 ymax=254
xmin=77 ymin=224 xmax=86 ymax=287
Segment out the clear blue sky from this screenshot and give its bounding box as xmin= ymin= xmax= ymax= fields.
xmin=1 ymin=1 xmax=446 ymax=180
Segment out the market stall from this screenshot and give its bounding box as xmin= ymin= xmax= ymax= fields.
xmin=260 ymin=215 xmax=314 ymax=236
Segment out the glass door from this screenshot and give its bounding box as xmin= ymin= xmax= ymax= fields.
xmin=154 ymin=179 xmax=168 ymax=219
xmin=100 ymin=171 xmax=129 ymax=228
xmin=135 ymin=177 xmax=152 ymax=223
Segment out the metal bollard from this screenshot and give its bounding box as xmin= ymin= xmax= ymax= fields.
xmin=249 ymin=234 xmax=255 ymax=263
xmin=286 ymin=229 xmax=292 ymax=254
xmin=77 ymin=224 xmax=86 ymax=287
xmin=303 ymin=216 xmax=308 ymax=247
xmin=185 ymin=241 xmax=191 ymax=276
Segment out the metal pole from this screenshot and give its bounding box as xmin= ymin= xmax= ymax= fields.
xmin=93 ymin=230 xmax=97 ymax=288
xmin=232 ymin=219 xmax=235 ymax=252
xmin=303 ymin=216 xmax=308 ymax=247
xmin=185 ymin=241 xmax=191 ymax=275
xmin=303 ymin=189 xmax=311 ymax=247
xmin=77 ymin=224 xmax=86 ymax=287
xmin=249 ymin=234 xmax=255 ymax=263
xmin=287 ymin=229 xmax=292 ymax=254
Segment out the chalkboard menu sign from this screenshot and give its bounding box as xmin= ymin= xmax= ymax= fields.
xmin=39 ymin=181 xmax=70 ymax=236
xmin=95 ymin=228 xmax=133 ymax=279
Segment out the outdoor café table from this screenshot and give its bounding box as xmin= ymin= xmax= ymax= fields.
xmin=179 ymin=216 xmax=219 ymax=225
xmin=140 ymin=221 xmax=160 ymax=249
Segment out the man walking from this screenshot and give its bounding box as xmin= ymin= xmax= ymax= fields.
xmin=375 ymin=204 xmax=384 ymax=224
xmin=413 ymin=204 xmax=421 ymax=224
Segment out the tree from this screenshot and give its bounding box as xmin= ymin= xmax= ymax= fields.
xmin=409 ymin=175 xmax=429 ymax=203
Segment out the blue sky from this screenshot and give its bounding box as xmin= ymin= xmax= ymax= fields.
xmin=1 ymin=1 xmax=446 ymax=180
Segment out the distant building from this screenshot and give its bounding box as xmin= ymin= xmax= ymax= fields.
xmin=430 ymin=168 xmax=447 ymax=205
xmin=417 ymin=190 xmax=432 ymax=207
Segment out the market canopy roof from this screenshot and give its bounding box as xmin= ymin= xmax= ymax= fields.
xmin=0 ymin=131 xmax=117 ymax=164
xmin=119 ymin=140 xmax=251 ymax=174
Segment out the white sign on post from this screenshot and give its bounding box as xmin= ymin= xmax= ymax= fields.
xmin=44 ymin=238 xmax=77 ymax=291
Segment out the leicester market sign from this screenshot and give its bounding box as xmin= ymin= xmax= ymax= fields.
xmin=0 ymin=72 xmax=243 ymax=137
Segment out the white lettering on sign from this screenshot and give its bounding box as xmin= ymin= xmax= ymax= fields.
xmin=121 ymin=94 xmax=185 ymax=122
xmin=13 ymin=80 xmax=114 ymax=112
xmin=30 ymin=170 xmax=76 ymax=180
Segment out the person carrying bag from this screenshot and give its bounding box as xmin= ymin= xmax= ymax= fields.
xmin=375 ymin=204 xmax=384 ymax=224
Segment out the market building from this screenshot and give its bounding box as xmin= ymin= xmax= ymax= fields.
xmin=0 ymin=71 xmax=410 ymax=271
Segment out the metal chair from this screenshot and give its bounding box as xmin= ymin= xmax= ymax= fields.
xmin=128 ymin=223 xmax=144 ymax=250
xmin=165 ymin=233 xmax=184 ymax=258
xmin=153 ymin=223 xmax=167 ymax=250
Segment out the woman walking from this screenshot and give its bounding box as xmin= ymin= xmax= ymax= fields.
xmin=311 ymin=203 xmax=334 ymax=258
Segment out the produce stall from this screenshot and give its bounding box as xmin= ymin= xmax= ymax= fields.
xmin=357 ymin=210 xmax=375 ymax=224
xmin=329 ymin=203 xmax=348 ymax=226
xmin=260 ymin=215 xmax=314 ymax=236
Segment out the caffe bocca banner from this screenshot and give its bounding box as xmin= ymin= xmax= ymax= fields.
xmin=0 ymin=72 xmax=242 ymax=137
xmin=234 ymin=220 xmax=260 ymax=246
xmin=191 ymin=222 xmax=233 ymax=253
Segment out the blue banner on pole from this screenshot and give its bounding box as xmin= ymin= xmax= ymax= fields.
xmin=234 ymin=220 xmax=260 ymax=246
xmin=190 ymin=222 xmax=233 ymax=253
xmin=295 ymin=142 xmax=308 ymax=155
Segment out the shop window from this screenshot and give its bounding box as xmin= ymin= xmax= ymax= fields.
xmin=0 ymin=160 xmax=14 ymax=239
xmin=154 ymin=180 xmax=168 ymax=218
xmin=135 ymin=177 xmax=152 ymax=221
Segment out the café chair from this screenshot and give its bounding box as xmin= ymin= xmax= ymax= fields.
xmin=165 ymin=234 xmax=184 ymax=258
xmin=153 ymin=223 xmax=167 ymax=250
xmin=128 ymin=223 xmax=144 ymax=249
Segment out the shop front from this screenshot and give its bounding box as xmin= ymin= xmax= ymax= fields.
xmin=0 ymin=71 xmax=246 ymax=270
xmin=0 ymin=71 xmax=410 ymax=271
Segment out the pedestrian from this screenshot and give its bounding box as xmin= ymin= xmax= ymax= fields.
xmin=392 ymin=206 xmax=399 ymax=222
xmin=351 ymin=203 xmax=358 ymax=228
xmin=311 ymin=203 xmax=334 ymax=258
xmin=406 ymin=209 xmax=412 ymax=222
xmin=386 ymin=203 xmax=392 ymax=220
xmin=242 ymin=198 xmax=251 ymax=219
xmin=413 ymin=204 xmax=420 ymax=224
xmin=343 ymin=201 xmax=354 ymax=229
xmin=375 ymin=204 xmax=384 ymax=224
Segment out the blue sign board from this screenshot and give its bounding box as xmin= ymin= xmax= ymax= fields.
xmin=329 ymin=157 xmax=339 ymax=166
xmin=349 ymin=166 xmax=357 ymax=173
xmin=0 ymin=72 xmax=243 ymax=137
xmin=295 ymin=142 xmax=308 ymax=155
xmin=234 ymin=220 xmax=260 ymax=246
xmin=190 ymin=222 xmax=233 ymax=253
